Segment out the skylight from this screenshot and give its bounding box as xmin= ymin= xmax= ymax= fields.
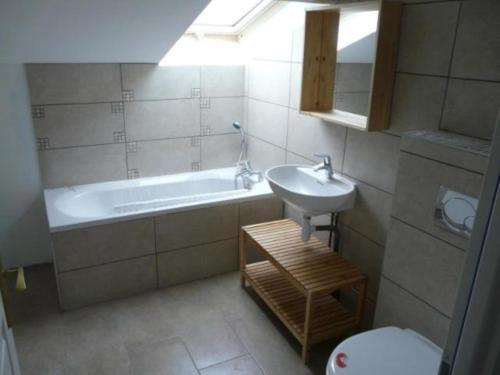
xmin=187 ymin=0 xmax=274 ymax=35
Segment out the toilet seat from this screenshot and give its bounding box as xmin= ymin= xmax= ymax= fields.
xmin=326 ymin=327 xmax=442 ymax=375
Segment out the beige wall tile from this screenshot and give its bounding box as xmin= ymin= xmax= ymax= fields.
xmin=340 ymin=180 xmax=393 ymax=246
xmin=201 ymin=66 xmax=245 ymax=97
xmin=121 ymin=64 xmax=199 ymax=100
xmin=288 ymin=63 xmax=302 ymax=110
xmin=125 ymin=99 xmax=200 ymax=141
xmin=39 ymin=144 xmax=126 ymax=188
xmin=52 ymin=218 xmax=155 ymax=272
xmin=335 ymin=63 xmax=373 ymax=93
xmin=383 ymin=219 xmax=466 ymax=317
xmin=26 ymin=64 xmax=122 ymax=104
xmin=127 ymin=138 xmax=199 ymax=178
xmin=156 ymin=204 xmax=239 ymax=252
xmin=451 ymin=0 xmax=500 ymax=81
xmin=374 ymin=277 xmax=450 ymax=347
xmin=247 ymin=136 xmax=286 ymax=172
xmin=440 ymin=79 xmax=500 ymax=140
xmin=33 ymin=103 xmax=124 ymax=148
xmin=334 ymin=92 xmax=369 ymax=116
xmin=247 ymin=99 xmax=288 ymax=148
xmin=247 ymin=61 xmax=291 ymax=106
xmin=201 ymin=134 xmax=241 ymax=170
xmin=58 ymin=255 xmax=157 ymax=310
xmin=343 ymin=131 xmax=401 ymax=194
xmin=339 ymin=225 xmax=385 ymax=299
xmin=392 ymin=152 xmax=483 ymax=250
xmin=157 ymin=238 xmax=238 ymax=287
xmin=286 ymin=110 xmax=346 ymax=171
xmin=388 ymin=74 xmax=446 ymax=135
xmin=201 ymin=97 xmax=244 ymax=135
xmin=397 ymin=2 xmax=460 ymax=75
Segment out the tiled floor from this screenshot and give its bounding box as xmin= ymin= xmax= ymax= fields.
xmin=10 ymin=264 xmax=337 ymax=375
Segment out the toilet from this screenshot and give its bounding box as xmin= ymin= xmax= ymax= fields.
xmin=326 ymin=327 xmax=442 ymax=374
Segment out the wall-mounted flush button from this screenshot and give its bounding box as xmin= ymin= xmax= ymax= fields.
xmin=434 ymin=186 xmax=478 ymax=239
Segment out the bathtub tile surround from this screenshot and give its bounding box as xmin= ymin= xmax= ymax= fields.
xmin=241 ymin=0 xmax=498 ymax=335
xmin=374 ymin=131 xmax=489 ymax=346
xmin=52 ymin=197 xmax=283 ymax=309
xmin=27 ymin=63 xmax=245 ymax=188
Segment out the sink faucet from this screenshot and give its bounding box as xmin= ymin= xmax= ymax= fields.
xmin=235 ymin=160 xmax=262 ymax=189
xmin=313 ymin=153 xmax=334 ymax=180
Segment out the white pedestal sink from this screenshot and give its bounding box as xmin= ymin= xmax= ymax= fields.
xmin=265 ymin=165 xmax=357 ymax=240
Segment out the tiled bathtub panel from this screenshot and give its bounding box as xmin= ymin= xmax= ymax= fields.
xmin=239 ymin=197 xmax=284 ymax=227
xmin=121 ymin=64 xmax=200 ymax=100
xmin=33 ymin=103 xmax=124 ymax=148
xmin=155 ymin=204 xmax=239 ymax=252
xmin=124 ymin=99 xmax=200 ymax=141
xmin=127 ymin=138 xmax=200 ymax=178
xmin=26 ymin=64 xmax=122 ymax=104
xmin=157 ymin=238 xmax=238 ymax=287
xmin=201 ymin=97 xmax=244 ymax=135
xmin=52 ymin=218 xmax=155 ymax=272
xmin=58 ymin=255 xmax=157 ymax=310
xmin=39 ymin=144 xmax=126 ymax=188
xmin=392 ymin=152 xmax=483 ymax=250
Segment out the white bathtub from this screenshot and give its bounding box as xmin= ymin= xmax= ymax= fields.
xmin=44 ymin=167 xmax=273 ymax=232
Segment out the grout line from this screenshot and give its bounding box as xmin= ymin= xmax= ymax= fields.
xmin=381 ymin=274 xmax=453 ymax=320
xmin=178 ymin=337 xmax=202 ymax=375
xmin=153 ymin=217 xmax=160 ymax=289
xmin=400 ymin=149 xmax=485 ymax=175
xmin=404 ymin=0 xmax=464 ymax=7
xmin=340 ymin=129 xmax=349 ymax=173
xmin=338 ymin=222 xmax=386 ymax=248
xmin=119 ymin=64 xmax=129 ymax=174
xmin=198 ymin=66 xmax=203 ymax=169
xmin=156 ymin=236 xmax=238 ymax=256
xmin=247 ymin=96 xmax=290 ymax=109
xmin=390 ymin=216 xmax=467 ymax=253
xmin=437 ymin=1 xmax=463 ymax=131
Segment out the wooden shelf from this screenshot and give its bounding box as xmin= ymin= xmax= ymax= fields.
xmin=301 ymin=109 xmax=368 ymax=131
xmin=240 ymin=219 xmax=368 ymax=362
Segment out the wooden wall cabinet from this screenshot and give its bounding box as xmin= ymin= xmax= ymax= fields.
xmin=300 ymin=0 xmax=402 ymax=132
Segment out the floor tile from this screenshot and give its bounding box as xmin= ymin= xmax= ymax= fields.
xmin=127 ymin=337 xmax=198 ymax=375
xmin=200 ymin=354 xmax=263 ymax=375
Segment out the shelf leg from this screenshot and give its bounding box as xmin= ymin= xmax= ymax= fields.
xmin=302 ymin=292 xmax=314 ymax=363
xmin=239 ymin=229 xmax=247 ymax=288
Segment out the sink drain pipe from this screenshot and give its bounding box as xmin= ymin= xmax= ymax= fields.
xmin=301 ymin=213 xmax=340 ymax=252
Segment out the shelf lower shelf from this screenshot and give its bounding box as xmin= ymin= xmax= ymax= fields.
xmin=244 ymin=261 xmax=358 ymax=345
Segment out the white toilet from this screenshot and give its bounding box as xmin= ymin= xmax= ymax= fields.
xmin=326 ymin=327 xmax=442 ymax=374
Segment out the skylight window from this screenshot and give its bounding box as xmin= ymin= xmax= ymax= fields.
xmin=187 ymin=0 xmax=275 ymax=35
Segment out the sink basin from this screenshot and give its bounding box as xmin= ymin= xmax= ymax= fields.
xmin=265 ymin=165 xmax=357 ymax=217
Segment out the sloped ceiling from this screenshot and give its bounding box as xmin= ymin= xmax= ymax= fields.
xmin=0 ymin=0 xmax=210 ymax=63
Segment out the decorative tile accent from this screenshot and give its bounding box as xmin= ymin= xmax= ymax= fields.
xmin=122 ymin=90 xmax=135 ymax=102
xmin=36 ymin=137 xmax=50 ymax=151
xmin=200 ymin=97 xmax=210 ymax=109
xmin=201 ymin=126 xmax=211 ymax=136
xmin=32 ymin=105 xmax=45 ymax=118
xmin=126 ymin=142 xmax=137 ymax=153
xmin=127 ymin=168 xmax=140 ymax=179
xmin=113 ymin=131 xmax=126 ymax=143
xmin=191 ymin=88 xmax=201 ymax=98
xmin=191 ymin=136 xmax=201 ymax=147
xmin=111 ymin=102 xmax=124 ymax=113
xmin=191 ymin=162 xmax=201 ymax=171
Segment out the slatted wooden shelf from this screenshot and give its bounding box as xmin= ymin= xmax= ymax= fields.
xmin=240 ymin=219 xmax=368 ymax=362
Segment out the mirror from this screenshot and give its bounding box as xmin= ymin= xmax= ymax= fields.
xmin=333 ymin=4 xmax=379 ymax=117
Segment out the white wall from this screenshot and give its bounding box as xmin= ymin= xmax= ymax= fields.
xmin=0 ymin=0 xmax=209 ymax=63
xmin=0 ymin=64 xmax=52 ymax=268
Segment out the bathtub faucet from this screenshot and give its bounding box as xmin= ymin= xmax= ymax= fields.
xmin=235 ymin=160 xmax=262 ymax=189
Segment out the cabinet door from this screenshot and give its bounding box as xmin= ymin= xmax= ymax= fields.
xmin=0 ymin=292 xmax=21 ymax=375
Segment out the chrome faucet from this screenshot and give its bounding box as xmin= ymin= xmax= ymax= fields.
xmin=313 ymin=153 xmax=334 ymax=180
xmin=235 ymin=160 xmax=262 ymax=189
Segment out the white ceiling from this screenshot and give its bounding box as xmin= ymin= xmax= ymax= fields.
xmin=0 ymin=0 xmax=210 ymax=63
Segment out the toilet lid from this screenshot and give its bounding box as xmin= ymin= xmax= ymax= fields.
xmin=327 ymin=327 xmax=442 ymax=375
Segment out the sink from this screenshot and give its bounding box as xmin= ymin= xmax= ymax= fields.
xmin=265 ymin=164 xmax=357 ymax=217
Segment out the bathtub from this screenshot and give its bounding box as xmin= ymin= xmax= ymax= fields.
xmin=45 ymin=167 xmax=274 ymax=232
